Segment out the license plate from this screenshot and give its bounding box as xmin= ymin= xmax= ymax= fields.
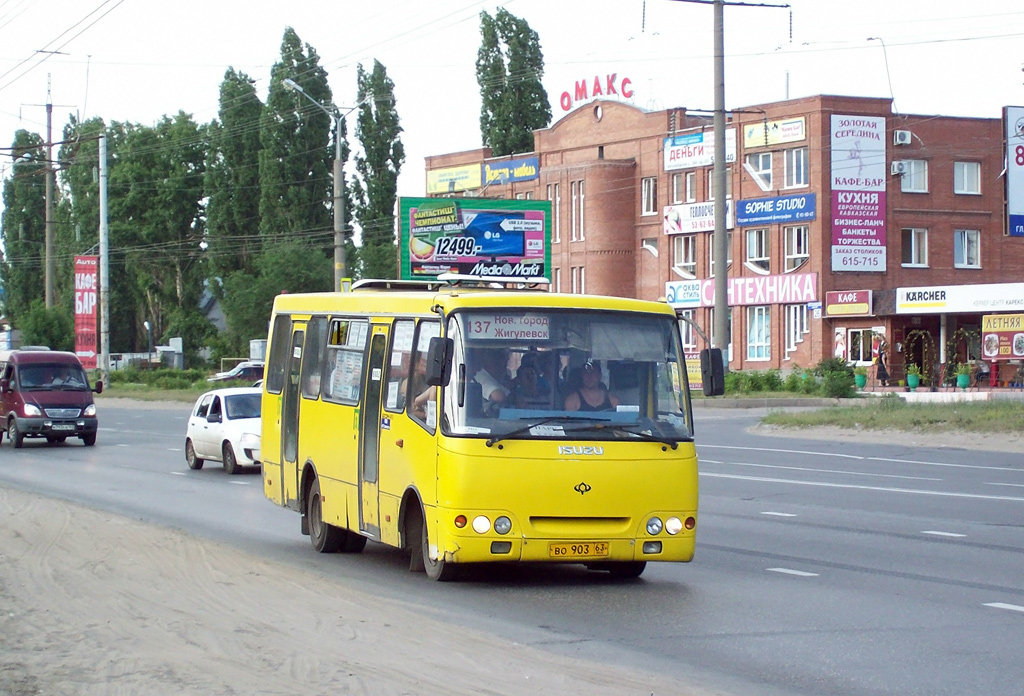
xmin=548 ymin=541 xmax=609 ymax=559
xmin=51 ymin=424 xmax=76 ymax=431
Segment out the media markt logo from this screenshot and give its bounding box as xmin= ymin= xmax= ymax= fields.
xmin=469 ymin=261 xmax=542 ymax=277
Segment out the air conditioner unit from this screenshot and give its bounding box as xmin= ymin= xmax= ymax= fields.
xmin=893 ymin=130 xmax=912 ymax=146
xmin=891 ymin=161 xmax=907 ymax=176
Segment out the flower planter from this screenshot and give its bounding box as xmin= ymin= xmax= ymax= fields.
xmin=956 ymin=373 xmax=970 ymax=390
xmin=854 ymin=374 xmax=867 ymax=389
xmin=907 ymin=374 xmax=920 ymax=391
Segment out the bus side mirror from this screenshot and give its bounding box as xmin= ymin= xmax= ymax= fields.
xmin=425 ymin=337 xmax=453 ymax=387
xmin=700 ymin=348 xmax=725 ymax=396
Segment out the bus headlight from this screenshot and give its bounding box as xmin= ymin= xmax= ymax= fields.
xmin=665 ymin=517 xmax=683 ymax=535
xmin=24 ymin=404 xmax=41 ymax=417
xmin=472 ymin=516 xmax=491 ymax=534
xmin=494 ymin=516 xmax=512 ymax=535
xmin=646 ymin=517 xmax=664 ymax=535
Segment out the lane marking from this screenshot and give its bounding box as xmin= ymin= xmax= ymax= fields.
xmin=170 ymin=471 xmax=186 ymax=476
xmin=714 ymin=460 xmax=942 ymax=482
xmin=986 ymin=482 xmax=1024 ymax=488
xmin=230 ymin=480 xmax=251 ymax=486
xmin=702 ymin=444 xmax=864 ymax=460
xmin=921 ymin=531 xmax=966 ymax=538
xmin=767 ymin=568 xmax=818 ymax=577
xmin=700 ymin=444 xmax=1023 ymax=473
xmin=761 ymin=512 xmax=797 ymax=517
xmin=984 ymin=603 xmax=1024 ymax=613
xmin=700 ymin=472 xmax=1024 ymax=503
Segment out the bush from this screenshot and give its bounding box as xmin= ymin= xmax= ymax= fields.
xmin=820 ymin=370 xmax=856 ymax=398
xmin=108 ymin=367 xmax=206 ymax=388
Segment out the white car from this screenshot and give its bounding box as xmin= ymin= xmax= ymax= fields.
xmin=185 ymin=387 xmax=261 ymax=474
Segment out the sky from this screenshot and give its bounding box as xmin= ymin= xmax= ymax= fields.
xmin=1 ymin=0 xmax=1023 ymax=221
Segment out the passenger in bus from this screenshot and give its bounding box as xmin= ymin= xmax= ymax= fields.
xmin=564 ymin=359 xmax=620 ymax=412
xmin=470 ymin=348 xmax=511 ymax=415
xmin=510 ymin=363 xmax=550 ymax=409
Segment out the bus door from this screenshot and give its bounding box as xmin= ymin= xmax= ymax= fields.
xmin=281 ymin=327 xmax=304 ymax=506
xmin=359 ymin=326 xmax=388 ymax=538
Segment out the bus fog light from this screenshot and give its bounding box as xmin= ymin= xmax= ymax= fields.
xmin=646 ymin=517 xmax=663 ymax=535
xmin=472 ymin=516 xmax=491 ymax=534
xmin=684 ymin=516 xmax=696 ymax=530
xmin=494 ymin=516 xmax=512 ymax=535
xmin=490 ymin=541 xmax=512 ymax=554
xmin=642 ymin=541 xmax=662 ymax=554
xmin=665 ymin=517 xmax=683 ymax=535
xmin=454 ymin=515 xmax=468 ymax=529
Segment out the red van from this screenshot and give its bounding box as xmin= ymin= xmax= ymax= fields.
xmin=0 ymin=348 xmax=104 ymax=448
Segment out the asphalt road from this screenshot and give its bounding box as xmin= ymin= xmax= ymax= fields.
xmin=1 ymin=400 xmax=1022 ymax=696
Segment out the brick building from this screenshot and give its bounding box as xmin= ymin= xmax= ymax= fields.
xmin=423 ymin=95 xmax=1024 ymax=384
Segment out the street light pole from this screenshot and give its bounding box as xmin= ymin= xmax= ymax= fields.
xmin=282 ymin=78 xmax=355 ymax=292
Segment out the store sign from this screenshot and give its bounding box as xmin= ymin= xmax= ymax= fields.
xmin=398 ymin=197 xmax=551 ymax=280
xmin=736 ymin=193 xmax=816 ymax=226
xmin=663 ymin=129 xmax=737 ymax=171
xmin=74 ymin=256 xmax=99 ymax=369
xmin=830 ymin=115 xmax=887 ymax=272
xmin=897 ymin=282 xmax=1024 ymax=314
xmin=1007 ymin=106 xmax=1024 ymax=237
xmin=743 ymin=117 xmax=806 ymax=147
xmin=663 ymin=200 xmax=734 ymax=234
xmin=825 ymin=290 xmax=873 ymax=317
xmin=483 ymin=156 xmax=539 ymax=185
xmin=665 ymin=273 xmax=817 ymax=309
xmin=559 ymin=73 xmax=634 ymax=112
xmin=981 ymin=314 xmax=1024 ymax=360
xmin=426 ymin=164 xmax=482 ymax=194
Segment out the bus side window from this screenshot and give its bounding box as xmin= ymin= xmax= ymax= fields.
xmin=384 ymin=320 xmax=414 ymax=413
xmin=407 ymin=320 xmax=440 ymax=430
xmin=300 ymin=316 xmax=328 ymax=400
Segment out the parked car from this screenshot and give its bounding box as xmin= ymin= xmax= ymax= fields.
xmin=207 ymin=361 xmax=265 ymax=384
xmin=185 ymin=387 xmax=261 ymax=474
xmin=0 ymin=348 xmax=103 ymax=448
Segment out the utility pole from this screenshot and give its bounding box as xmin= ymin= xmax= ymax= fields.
xmin=99 ymin=133 xmax=110 ymax=385
xmin=712 ymin=0 xmax=728 ymax=357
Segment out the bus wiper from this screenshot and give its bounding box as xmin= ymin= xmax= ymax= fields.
xmin=562 ymin=423 xmax=681 ymax=449
xmin=485 ymin=415 xmax=605 ymax=447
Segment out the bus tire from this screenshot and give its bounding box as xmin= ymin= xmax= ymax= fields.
xmin=308 ymin=477 xmax=344 ymax=553
xmin=422 ymin=518 xmax=459 ymax=582
xmin=407 ymin=508 xmax=426 ymax=572
xmin=607 ymin=561 xmax=647 ymax=579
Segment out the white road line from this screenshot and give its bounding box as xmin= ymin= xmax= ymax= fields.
xmin=984 ymin=603 xmax=1024 ymax=613
xmin=714 ymin=460 xmax=942 ymax=481
xmin=986 ymin=481 xmax=1024 ymax=488
xmin=699 ymin=444 xmax=1022 ymax=473
xmin=761 ymin=512 xmax=797 ymax=517
xmin=170 ymin=471 xmax=186 ymax=476
xmin=116 ymin=443 xmax=129 ymax=447
xmin=700 ymin=472 xmax=1024 ymax=502
xmin=229 ymin=481 xmax=250 ymax=486
xmin=921 ymin=531 xmax=966 ymax=538
xmin=767 ymin=568 xmax=819 ymax=577
xmin=701 ymin=444 xmax=864 ymax=460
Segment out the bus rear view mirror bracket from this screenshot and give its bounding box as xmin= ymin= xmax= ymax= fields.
xmin=426 ymin=337 xmax=454 ymax=387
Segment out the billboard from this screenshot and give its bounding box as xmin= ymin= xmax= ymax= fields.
xmin=830 ymin=115 xmax=887 ymax=272
xmin=74 ymin=255 xmax=99 ymax=369
xmin=664 ymin=129 xmax=736 ymax=171
xmin=736 ymin=193 xmax=816 ymax=227
xmin=398 ymin=198 xmax=551 ymax=281
xmin=1007 ymin=106 xmax=1024 ymax=237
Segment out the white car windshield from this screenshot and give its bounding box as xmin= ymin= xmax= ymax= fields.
xmin=225 ymin=393 xmax=261 ymax=420
xmin=439 ymin=309 xmax=692 ymax=443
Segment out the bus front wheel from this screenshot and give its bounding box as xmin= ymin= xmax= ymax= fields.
xmin=308 ymin=477 xmax=345 ymax=553
xmin=421 ymin=518 xmax=459 ymax=582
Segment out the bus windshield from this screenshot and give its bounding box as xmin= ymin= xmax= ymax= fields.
xmin=442 ymin=309 xmax=693 ymax=442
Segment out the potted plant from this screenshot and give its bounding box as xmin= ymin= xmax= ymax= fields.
xmin=955 ymin=362 xmax=971 ymax=391
xmin=905 ymin=363 xmax=921 ymax=391
xmin=853 ymin=365 xmax=868 ymax=389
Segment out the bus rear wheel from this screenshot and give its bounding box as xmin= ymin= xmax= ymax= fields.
xmin=421 ymin=518 xmax=459 ymax=582
xmin=607 ymin=561 xmax=647 ymax=579
xmin=308 ymin=477 xmax=345 ymax=553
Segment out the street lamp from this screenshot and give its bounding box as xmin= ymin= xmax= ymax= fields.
xmin=282 ymin=77 xmax=363 ymax=292
xmin=143 ymin=321 xmax=152 ymax=367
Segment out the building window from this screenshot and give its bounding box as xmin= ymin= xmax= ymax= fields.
xmin=673 ymin=234 xmax=696 ymax=277
xmin=547 ymin=183 xmax=561 ymax=243
xmin=746 ymin=305 xmax=770 ymax=361
xmin=570 ymin=266 xmax=586 ymax=294
xmin=685 ymin=171 xmax=697 ymax=202
xmin=641 ymin=176 xmax=658 ymax=216
xmin=707 ymin=167 xmax=732 ymax=200
xmin=671 ymin=173 xmax=684 ymax=204
xmin=571 ymin=180 xmax=585 ymax=241
xmin=954 ymin=229 xmax=981 ymax=268
xmin=552 ymin=267 xmax=560 ymax=292
xmin=515 ymin=191 xmax=533 ymax=200
xmin=900 ymin=160 xmax=928 ymax=193
xmin=678 ymin=309 xmax=697 ymax=351
xmin=745 ymin=228 xmax=770 ymax=273
xmin=784 ymin=304 xmax=809 ymax=354
xmin=848 ymin=328 xmax=874 ymax=364
xmin=710 ymin=307 xmax=733 ymax=363
xmin=708 ymin=231 xmax=733 ymax=276
xmin=746 ymin=152 xmax=772 ymax=190
xmin=954 ymin=161 xmax=981 ymax=195
xmin=901 ymin=227 xmax=928 ymax=266
xmin=784 ymin=147 xmax=808 ymax=188
xmin=784 ymin=225 xmax=809 ymax=272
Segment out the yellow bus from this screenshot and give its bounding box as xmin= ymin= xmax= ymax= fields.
xmin=261 ymin=278 xmax=723 ymax=581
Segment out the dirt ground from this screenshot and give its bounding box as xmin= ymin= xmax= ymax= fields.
xmin=0 ymin=486 xmax=719 ymax=696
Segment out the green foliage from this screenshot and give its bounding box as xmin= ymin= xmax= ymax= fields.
xmin=17 ymin=300 xmax=74 ymax=350
xmin=820 ymin=370 xmax=856 ymax=398
xmin=476 ymin=8 xmax=552 ymax=156
xmin=814 ymin=356 xmax=853 ymax=378
xmin=108 ymin=366 xmax=206 ymax=388
xmin=877 ymin=392 xmax=906 ymax=412
xmin=1 ymin=130 xmax=50 ymax=321
xmin=853 ymin=366 xmax=868 ymax=376
xmin=906 ymin=363 xmax=921 ymax=376
xmin=955 ymin=362 xmax=971 ymax=376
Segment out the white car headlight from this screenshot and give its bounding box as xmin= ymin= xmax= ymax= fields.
xmin=240 ymin=432 xmax=260 ymax=449
xmin=83 ymin=404 xmax=96 ymax=417
xmin=23 ymin=403 xmax=41 ymax=417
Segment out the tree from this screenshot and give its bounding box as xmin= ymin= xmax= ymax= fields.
xmin=476 ymin=9 xmax=551 ymax=157
xmin=352 ymin=59 xmax=404 ymax=279
xmin=17 ymin=300 xmax=73 ymax=350
xmin=1 ymin=130 xmax=49 ymax=321
xmin=205 ymin=68 xmax=264 ymax=283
